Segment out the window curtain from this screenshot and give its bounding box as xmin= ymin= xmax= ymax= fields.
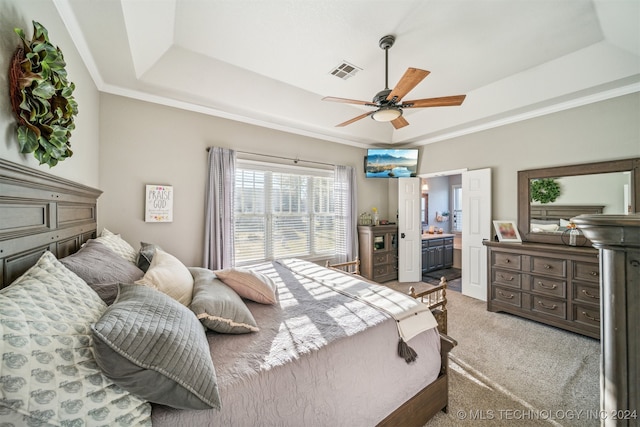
xmin=334 ymin=165 xmax=358 ymax=263
xmin=203 ymin=147 xmax=236 ymax=270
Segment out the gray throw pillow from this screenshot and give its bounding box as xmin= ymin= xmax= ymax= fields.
xmin=91 ymin=284 xmax=221 ymax=410
xmin=59 ymin=239 xmax=145 ymax=304
xmin=189 ymin=267 xmax=259 ymax=334
xmin=136 ymin=242 xmax=162 ymax=272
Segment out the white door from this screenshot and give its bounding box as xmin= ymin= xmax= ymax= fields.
xmin=462 ymin=168 xmax=492 ymax=300
xmin=397 ymin=177 xmax=422 ymax=282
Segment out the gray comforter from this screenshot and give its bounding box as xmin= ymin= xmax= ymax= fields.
xmin=152 ymin=261 xmax=441 ymax=426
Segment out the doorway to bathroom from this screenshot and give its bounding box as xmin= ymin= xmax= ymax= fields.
xmin=420 ymin=168 xmax=492 ymax=300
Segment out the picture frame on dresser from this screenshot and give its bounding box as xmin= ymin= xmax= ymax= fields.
xmin=493 ymin=220 xmax=522 ymax=242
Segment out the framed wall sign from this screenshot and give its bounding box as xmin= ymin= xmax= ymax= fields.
xmin=145 ymin=185 xmax=173 ymax=222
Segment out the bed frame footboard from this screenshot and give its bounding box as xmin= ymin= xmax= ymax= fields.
xmin=377 ymin=333 xmax=457 ymax=427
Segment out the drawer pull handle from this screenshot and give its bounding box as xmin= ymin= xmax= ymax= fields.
xmin=582 ymin=311 xmax=600 ymax=322
xmin=538 ymin=281 xmax=557 ymax=290
xmin=498 ymin=290 xmax=514 ymax=299
xmin=498 ymin=274 xmax=514 ymax=281
xmin=581 ymin=289 xmax=598 ymax=299
xmin=537 ymin=301 xmax=557 ymax=310
xmin=544 ymin=264 xmax=552 ymax=270
xmin=505 ymin=259 xmax=511 ymax=263
xmin=590 ymin=271 xmax=598 ymax=277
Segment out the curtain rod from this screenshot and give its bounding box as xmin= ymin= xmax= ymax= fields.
xmin=207 ymin=147 xmax=336 ymax=167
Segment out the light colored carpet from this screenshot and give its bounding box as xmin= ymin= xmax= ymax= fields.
xmin=385 ymin=280 xmax=601 ymax=427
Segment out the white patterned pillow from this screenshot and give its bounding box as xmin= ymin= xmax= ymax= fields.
xmin=0 ymin=251 xmax=151 ymax=426
xmin=95 ymin=230 xmax=138 ymax=263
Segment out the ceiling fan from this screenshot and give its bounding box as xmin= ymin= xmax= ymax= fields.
xmin=323 ymin=35 xmax=466 ymax=130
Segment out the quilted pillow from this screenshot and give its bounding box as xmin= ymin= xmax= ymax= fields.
xmin=59 ymin=239 xmax=145 ymax=305
xmin=95 ymin=229 xmax=138 ymax=263
xmin=134 ymin=249 xmax=194 ymax=305
xmin=189 ymin=267 xmax=259 ymax=334
xmin=0 ymin=251 xmax=151 ymax=426
xmin=214 ymin=267 xmax=278 ymax=304
xmin=92 ymin=284 xmax=221 ymax=410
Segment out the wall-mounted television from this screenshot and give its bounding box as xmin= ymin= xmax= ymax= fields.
xmin=365 ymin=148 xmax=419 ymax=178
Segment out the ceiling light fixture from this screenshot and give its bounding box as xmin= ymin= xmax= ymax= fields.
xmin=371 ymin=106 xmax=402 ymax=122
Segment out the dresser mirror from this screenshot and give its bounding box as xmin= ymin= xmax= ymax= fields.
xmin=517 ymin=158 xmax=640 ymax=245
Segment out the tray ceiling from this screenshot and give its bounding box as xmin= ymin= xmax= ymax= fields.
xmin=55 ymin=0 xmax=640 ymax=147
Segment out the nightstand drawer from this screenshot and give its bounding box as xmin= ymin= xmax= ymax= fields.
xmin=531 ymin=257 xmax=566 ymax=278
xmin=530 ymin=275 xmax=566 ymax=298
xmin=573 ymin=262 xmax=599 ymax=283
xmin=531 ymin=295 xmax=566 ymax=319
xmin=492 ymin=253 xmax=521 ymax=270
xmin=574 ymin=281 xmax=600 ymax=304
xmin=492 ymin=287 xmax=522 ymax=308
xmin=492 ymin=269 xmax=521 ymax=288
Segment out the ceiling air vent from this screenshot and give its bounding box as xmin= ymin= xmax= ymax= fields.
xmin=329 ymin=61 xmax=362 ymax=80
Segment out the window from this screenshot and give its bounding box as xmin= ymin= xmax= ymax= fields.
xmin=234 ymin=161 xmax=338 ymax=265
xmin=452 ymin=184 xmax=462 ymax=232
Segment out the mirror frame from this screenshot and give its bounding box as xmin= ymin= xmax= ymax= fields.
xmin=517 ymin=158 xmax=640 ymax=245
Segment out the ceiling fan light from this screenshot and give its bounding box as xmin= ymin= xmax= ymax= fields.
xmin=371 ymin=107 xmax=402 ymax=122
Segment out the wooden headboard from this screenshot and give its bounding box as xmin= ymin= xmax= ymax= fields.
xmin=530 ymin=204 xmax=605 ymax=221
xmin=0 ymin=159 xmax=102 ymax=288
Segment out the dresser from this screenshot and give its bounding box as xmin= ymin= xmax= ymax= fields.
xmin=358 ymin=225 xmax=398 ymax=282
xmin=484 ymin=241 xmax=600 ymax=339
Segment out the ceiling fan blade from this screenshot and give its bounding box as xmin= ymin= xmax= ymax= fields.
xmin=386 ymin=68 xmax=430 ymax=102
xmin=335 ymin=111 xmax=373 ymax=127
xmin=391 ymin=116 xmax=409 ymax=129
xmin=402 ymin=95 xmax=467 ymax=108
xmin=322 ymin=96 xmax=373 ymax=106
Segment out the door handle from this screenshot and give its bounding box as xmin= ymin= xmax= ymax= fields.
xmin=401 ymin=233 xmax=405 ymax=238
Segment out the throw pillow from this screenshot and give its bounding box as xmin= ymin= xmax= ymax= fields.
xmin=135 ymin=249 xmax=194 ymax=305
xmin=94 ymin=229 xmax=138 ymax=263
xmin=0 ymin=252 xmax=151 ymax=425
xmin=59 ymin=239 xmax=145 ymax=304
xmin=214 ymin=267 xmax=278 ymax=304
xmin=92 ymin=284 xmax=221 ymax=410
xmin=189 ymin=267 xmax=259 ymax=334
xmin=136 ymin=242 xmax=162 ymax=272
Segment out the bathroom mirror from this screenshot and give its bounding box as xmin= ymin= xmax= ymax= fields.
xmin=517 ymin=158 xmax=640 ymax=245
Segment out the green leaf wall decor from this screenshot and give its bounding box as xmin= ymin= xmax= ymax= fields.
xmin=9 ymin=21 xmax=77 ymax=167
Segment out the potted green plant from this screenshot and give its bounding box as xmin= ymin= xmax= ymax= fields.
xmin=8 ymin=21 xmax=78 ymax=167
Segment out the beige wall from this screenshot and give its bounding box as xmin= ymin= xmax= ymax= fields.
xmin=417 ymin=93 xmax=640 ymax=222
xmin=99 ymin=93 xmax=639 ymax=267
xmin=98 ymin=94 xmax=385 ymax=266
xmin=0 ymin=0 xmax=100 ymax=187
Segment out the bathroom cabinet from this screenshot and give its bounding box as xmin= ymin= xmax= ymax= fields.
xmin=422 ymin=236 xmax=454 ymax=273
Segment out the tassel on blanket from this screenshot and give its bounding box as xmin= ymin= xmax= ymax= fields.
xmin=398 ymin=338 xmax=418 ymax=364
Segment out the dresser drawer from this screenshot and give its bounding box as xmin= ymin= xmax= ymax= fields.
xmin=492 ymin=269 xmax=521 ymax=289
xmin=531 ymin=295 xmax=566 ymax=319
xmin=492 ymin=252 xmax=521 ymax=270
xmin=531 ymin=256 xmax=566 ymax=278
xmin=373 ymin=263 xmax=393 ymax=278
xmin=573 ymin=304 xmax=600 ymax=329
xmin=373 ymin=253 xmax=388 ymax=264
xmin=492 ymin=286 xmax=522 ymax=308
xmin=573 ymin=261 xmax=599 ymax=283
xmin=530 ymin=275 xmax=566 ymax=298
xmin=573 ymin=281 xmax=600 ymax=305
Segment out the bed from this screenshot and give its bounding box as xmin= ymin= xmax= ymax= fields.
xmin=0 ymin=158 xmax=455 ymax=426
xmin=530 ymin=204 xmax=604 ymax=233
